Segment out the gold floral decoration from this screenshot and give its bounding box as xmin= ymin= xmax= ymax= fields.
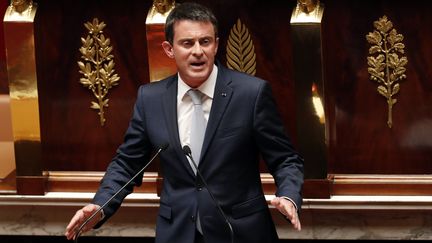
xmin=226 ymin=18 xmax=256 ymax=76
xmin=78 ymin=18 xmax=120 ymax=126
xmin=366 ymin=15 xmax=407 ymax=128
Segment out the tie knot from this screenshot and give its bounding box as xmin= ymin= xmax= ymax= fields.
xmin=188 ymin=89 xmax=203 ymax=105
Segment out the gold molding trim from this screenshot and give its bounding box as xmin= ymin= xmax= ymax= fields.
xmin=366 ymin=16 xmax=407 ymax=128
xmin=78 ymin=18 xmax=120 ymax=126
xmin=226 ymin=18 xmax=256 ymax=76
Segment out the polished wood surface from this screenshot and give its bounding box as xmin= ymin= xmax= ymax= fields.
xmin=330 ymin=174 xmax=432 ymax=196
xmin=291 ymin=24 xmax=327 ymax=179
xmin=34 ymin=0 xmax=153 ymax=171
xmin=322 ymin=0 xmax=432 ymax=174
xmin=0 ymin=0 xmax=8 ymax=95
xmin=146 ymin=24 xmax=177 ymax=82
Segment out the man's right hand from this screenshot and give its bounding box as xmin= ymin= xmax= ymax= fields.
xmin=65 ymin=204 xmax=102 ymax=240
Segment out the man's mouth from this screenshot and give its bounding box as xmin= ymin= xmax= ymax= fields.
xmin=190 ymin=61 xmax=205 ymax=67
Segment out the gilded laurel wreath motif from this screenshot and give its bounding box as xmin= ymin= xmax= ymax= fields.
xmin=226 ymin=18 xmax=257 ymax=76
xmin=78 ymin=18 xmax=120 ymax=126
xmin=366 ymin=15 xmax=407 ymax=128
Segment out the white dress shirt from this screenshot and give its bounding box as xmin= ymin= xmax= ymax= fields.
xmin=177 ymin=65 xmax=218 ymax=154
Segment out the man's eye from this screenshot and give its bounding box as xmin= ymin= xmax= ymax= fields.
xmin=183 ymin=41 xmax=193 ymax=47
xmin=200 ymin=39 xmax=210 ymax=45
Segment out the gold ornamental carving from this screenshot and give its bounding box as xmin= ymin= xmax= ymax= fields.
xmin=146 ymin=0 xmax=176 ymax=24
xmin=226 ymin=18 xmax=257 ymax=76
xmin=291 ymin=0 xmax=324 ymax=23
xmin=5 ymin=0 xmax=36 ymax=21
xmin=78 ymin=18 xmax=120 ymax=126
xmin=366 ymin=15 xmax=407 ymax=128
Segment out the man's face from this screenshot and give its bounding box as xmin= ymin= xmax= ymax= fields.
xmin=162 ymin=20 xmax=219 ymax=88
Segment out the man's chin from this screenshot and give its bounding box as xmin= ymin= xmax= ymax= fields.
xmin=189 ymin=70 xmax=209 ymax=79
xmin=183 ymin=74 xmax=209 ymax=87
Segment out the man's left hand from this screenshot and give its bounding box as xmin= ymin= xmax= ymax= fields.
xmin=270 ymin=197 xmax=301 ymax=231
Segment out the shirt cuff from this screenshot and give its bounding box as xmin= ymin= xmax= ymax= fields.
xmin=281 ymin=196 xmax=298 ymax=212
xmin=100 ymin=208 xmax=106 ymax=220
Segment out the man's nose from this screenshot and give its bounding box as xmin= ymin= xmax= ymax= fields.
xmin=192 ymin=42 xmax=204 ymax=56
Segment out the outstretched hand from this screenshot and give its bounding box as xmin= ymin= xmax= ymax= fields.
xmin=270 ymin=197 xmax=301 ymax=231
xmin=65 ymin=204 xmax=102 ymax=240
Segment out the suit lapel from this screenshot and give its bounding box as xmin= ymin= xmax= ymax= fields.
xmin=162 ymin=76 xmax=196 ymax=176
xmin=200 ymin=66 xmax=233 ymax=164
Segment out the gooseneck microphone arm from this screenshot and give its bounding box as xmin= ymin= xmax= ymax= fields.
xmin=182 ymin=145 xmax=234 ymax=243
xmin=74 ymin=143 xmax=169 ymax=243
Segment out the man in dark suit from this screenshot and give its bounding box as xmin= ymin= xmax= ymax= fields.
xmin=65 ymin=2 xmax=304 ymax=243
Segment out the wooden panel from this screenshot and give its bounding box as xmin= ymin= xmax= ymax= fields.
xmin=0 ymin=0 xmax=9 ymax=94
xmin=46 ymin=172 xmax=278 ymax=197
xmin=291 ymin=23 xmax=327 ymax=179
xmin=46 ymin=171 xmax=159 ymax=194
xmin=303 ymin=179 xmax=331 ymax=199
xmin=330 ymin=174 xmax=432 ymax=196
xmin=322 ymin=0 xmax=432 ymax=174
xmin=34 ymin=0 xmax=154 ymax=171
xmin=213 ymin=0 xmax=298 ymax=139
xmin=16 ymin=176 xmax=45 ymax=195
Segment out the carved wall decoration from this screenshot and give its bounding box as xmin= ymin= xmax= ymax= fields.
xmin=226 ymin=18 xmax=256 ymax=76
xmin=78 ymin=18 xmax=120 ymax=126
xmin=366 ymin=15 xmax=407 ymax=128
xmin=146 ymin=0 xmax=175 ymax=24
xmin=291 ymin=0 xmax=324 ymax=23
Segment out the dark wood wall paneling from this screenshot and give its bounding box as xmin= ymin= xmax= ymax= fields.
xmin=322 ymin=0 xmax=432 ymax=174
xmin=35 ymin=0 xmax=154 ymax=171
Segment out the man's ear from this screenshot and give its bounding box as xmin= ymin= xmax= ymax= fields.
xmin=162 ymin=41 xmax=174 ymax=58
xmin=215 ymin=37 xmax=219 ymax=54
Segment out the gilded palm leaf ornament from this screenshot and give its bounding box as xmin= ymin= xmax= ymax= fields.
xmin=366 ymin=15 xmax=407 ymax=128
xmin=226 ymin=18 xmax=257 ymax=76
xmin=78 ymin=18 xmax=120 ymax=126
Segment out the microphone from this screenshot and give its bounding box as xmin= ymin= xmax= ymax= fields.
xmin=74 ymin=143 xmax=169 ymax=242
xmin=182 ymin=145 xmax=234 ymax=243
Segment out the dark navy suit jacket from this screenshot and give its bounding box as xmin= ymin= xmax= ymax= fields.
xmin=93 ymin=64 xmax=304 ymax=243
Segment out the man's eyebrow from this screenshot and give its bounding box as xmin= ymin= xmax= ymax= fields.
xmin=177 ymin=36 xmax=214 ymax=42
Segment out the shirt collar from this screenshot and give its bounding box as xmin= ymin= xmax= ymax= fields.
xmin=178 ymin=64 xmax=218 ymax=101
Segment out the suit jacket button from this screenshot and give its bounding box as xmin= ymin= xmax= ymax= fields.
xmin=197 ymin=187 xmax=203 ymax=191
xmin=191 ymin=215 xmax=196 ymax=222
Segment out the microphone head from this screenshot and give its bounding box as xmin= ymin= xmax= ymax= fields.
xmin=160 ymin=143 xmax=169 ymax=151
xmin=182 ymin=145 xmax=191 ymax=155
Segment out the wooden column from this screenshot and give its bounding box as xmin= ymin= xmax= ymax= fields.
xmin=4 ymin=2 xmax=45 ymax=195
xmin=290 ymin=1 xmax=330 ymax=198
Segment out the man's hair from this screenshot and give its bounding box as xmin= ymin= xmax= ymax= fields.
xmin=165 ymin=2 xmax=218 ymax=44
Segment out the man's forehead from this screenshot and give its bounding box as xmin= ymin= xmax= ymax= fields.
xmin=173 ymin=19 xmax=214 ymax=28
xmin=173 ymin=20 xmax=216 ymax=38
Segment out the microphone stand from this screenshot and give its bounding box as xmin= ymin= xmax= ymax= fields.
xmin=183 ymin=146 xmax=234 ymax=243
xmin=74 ymin=144 xmax=169 ymax=243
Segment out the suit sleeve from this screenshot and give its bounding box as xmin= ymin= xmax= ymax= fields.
xmin=252 ymin=81 xmax=304 ymax=210
xmin=92 ymin=86 xmax=153 ymax=227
